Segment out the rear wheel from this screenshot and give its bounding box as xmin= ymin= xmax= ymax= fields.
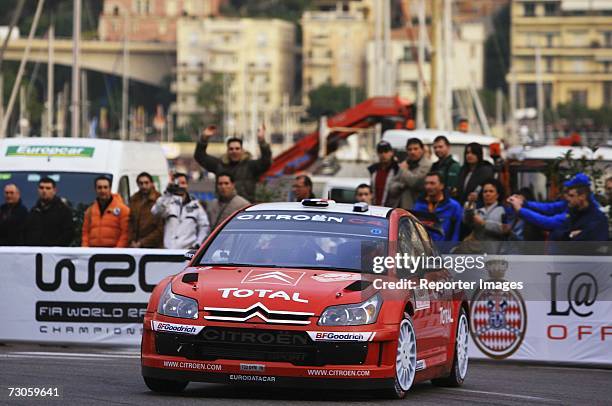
xmin=432 ymin=308 xmax=468 ymax=387
xmin=143 ymin=376 xmax=189 ymax=393
xmin=379 ymin=315 xmax=417 ymax=399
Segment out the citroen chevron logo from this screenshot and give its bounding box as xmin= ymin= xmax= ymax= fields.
xmin=241 ymin=270 xmax=305 ymax=286
xmin=204 ymin=302 xmax=314 ymax=325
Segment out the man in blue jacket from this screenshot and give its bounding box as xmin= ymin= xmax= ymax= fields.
xmin=413 ymin=172 xmax=463 ymax=241
xmin=549 ymin=182 xmax=608 ymax=241
xmin=507 ymin=173 xmax=600 ymax=231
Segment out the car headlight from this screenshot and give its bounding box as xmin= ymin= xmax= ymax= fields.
xmin=318 ymin=294 xmax=382 ymax=326
xmin=157 ymin=282 xmax=199 ymax=319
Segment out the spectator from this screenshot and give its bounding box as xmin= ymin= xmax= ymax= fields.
xmin=549 ymin=177 xmax=608 ymax=241
xmin=431 ymin=135 xmax=461 ymax=194
xmin=152 ymin=173 xmax=209 ymax=249
xmin=293 ymin=175 xmax=315 ymax=201
xmin=207 ymin=173 xmax=250 ymax=230
xmin=462 ymin=178 xmax=508 ymax=242
xmin=128 ymin=172 xmax=163 ymax=248
xmin=503 ymin=187 xmax=544 ymax=241
xmin=506 ymin=174 xmax=601 ymax=235
xmin=355 ymin=184 xmax=373 ymax=205
xmin=0 ymin=184 xmax=28 ymax=245
xmin=507 ymin=191 xmax=569 ymax=233
xmin=24 ymin=178 xmax=74 ymax=246
xmin=456 ymin=142 xmax=494 ymax=204
xmin=194 ymin=124 xmax=271 ymax=203
xmin=388 ymin=138 xmax=432 ymax=210
xmin=82 ymin=176 xmax=130 ymax=248
xmin=413 ymin=172 xmax=462 ymax=241
xmin=367 ymin=140 xmax=399 ymax=206
xmin=606 ymin=176 xmax=612 ymax=238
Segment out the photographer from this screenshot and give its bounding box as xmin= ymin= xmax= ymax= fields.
xmin=151 ymin=173 xmax=209 ymax=249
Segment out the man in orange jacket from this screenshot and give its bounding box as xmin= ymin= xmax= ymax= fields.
xmin=82 ymin=176 xmax=130 ymax=247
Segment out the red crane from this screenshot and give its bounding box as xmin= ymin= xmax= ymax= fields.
xmin=263 ymin=96 xmax=412 ymax=179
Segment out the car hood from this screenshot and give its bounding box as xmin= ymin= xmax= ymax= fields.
xmin=170 ymin=266 xmax=373 ymax=316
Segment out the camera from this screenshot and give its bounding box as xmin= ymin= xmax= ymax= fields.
xmin=166 ymin=179 xmax=186 ymax=195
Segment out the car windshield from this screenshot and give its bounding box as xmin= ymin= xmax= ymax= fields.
xmin=0 ymin=171 xmax=112 ymax=210
xmin=198 ymin=210 xmax=389 ymax=273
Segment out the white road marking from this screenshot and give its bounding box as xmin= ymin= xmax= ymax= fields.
xmin=442 ymin=388 xmax=556 ymax=402
xmin=4 ymin=351 xmax=140 ymax=359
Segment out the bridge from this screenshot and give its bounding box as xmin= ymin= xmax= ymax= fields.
xmin=4 ymin=38 xmax=176 ymax=85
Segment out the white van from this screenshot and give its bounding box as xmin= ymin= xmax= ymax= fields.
xmin=382 ymin=129 xmax=501 ymax=164
xmin=0 ymin=137 xmax=169 ymax=210
xmin=311 ymin=176 xmax=370 ymax=203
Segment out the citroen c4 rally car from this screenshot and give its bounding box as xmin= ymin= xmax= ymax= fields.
xmin=141 ymin=200 xmax=469 ymax=398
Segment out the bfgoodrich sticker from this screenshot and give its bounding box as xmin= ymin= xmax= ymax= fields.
xmin=151 ymin=321 xmax=204 ymax=335
xmin=307 ymin=332 xmax=376 ymax=342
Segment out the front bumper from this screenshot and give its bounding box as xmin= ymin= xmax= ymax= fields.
xmin=141 ymin=316 xmax=400 ymax=387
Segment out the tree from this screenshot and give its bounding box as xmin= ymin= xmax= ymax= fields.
xmin=307 ymin=84 xmax=364 ymax=119
xmin=194 ymin=73 xmax=225 ymax=129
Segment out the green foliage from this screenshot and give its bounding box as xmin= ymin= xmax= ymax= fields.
xmin=545 ymin=150 xmax=607 ymax=193
xmin=222 ymin=0 xmax=313 ymax=23
xmin=307 ymin=84 xmax=365 ymax=119
xmin=546 ymin=103 xmax=612 ymax=129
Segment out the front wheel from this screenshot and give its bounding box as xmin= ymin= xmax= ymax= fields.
xmin=143 ymin=376 xmax=189 ymax=393
xmin=378 ymin=315 xmax=417 ymax=399
xmin=432 ymin=308 xmax=469 ymax=387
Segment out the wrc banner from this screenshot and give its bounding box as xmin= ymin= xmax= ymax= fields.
xmin=0 ymin=247 xmax=186 ymax=345
xmin=465 ymin=255 xmax=612 ymax=366
xmin=0 ymin=247 xmax=610 ymax=367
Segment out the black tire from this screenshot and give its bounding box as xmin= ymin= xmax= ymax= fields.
xmin=143 ymin=376 xmax=189 ymax=393
xmin=377 ymin=314 xmax=417 ymax=399
xmin=432 ymin=307 xmax=469 ymax=387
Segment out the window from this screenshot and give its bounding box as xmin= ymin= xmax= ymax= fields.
xmin=402 ymin=46 xmax=413 ymax=62
xmin=523 ymin=2 xmax=535 ymax=17
xmin=605 ymin=31 xmax=612 ymax=48
xmin=604 ymin=82 xmax=612 ymax=105
xmin=546 ymin=32 xmax=555 ymax=48
xmin=545 ymin=56 xmax=553 ymax=73
xmin=398 ymin=218 xmax=426 ymax=276
xmin=569 ymin=90 xmax=588 ymax=105
xmin=544 ymin=3 xmax=558 ymax=16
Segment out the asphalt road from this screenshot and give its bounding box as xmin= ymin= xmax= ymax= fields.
xmin=0 ymin=344 xmax=610 ymax=405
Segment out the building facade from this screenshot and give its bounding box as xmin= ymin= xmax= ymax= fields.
xmin=174 ymin=18 xmax=296 ymax=136
xmin=366 ymin=23 xmax=485 ymax=101
xmin=509 ymin=0 xmax=612 ymax=109
xmin=301 ymin=1 xmax=374 ymax=104
xmin=99 ymin=0 xmax=222 ymax=42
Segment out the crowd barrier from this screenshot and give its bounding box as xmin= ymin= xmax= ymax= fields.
xmin=0 ymin=247 xmax=610 ymax=366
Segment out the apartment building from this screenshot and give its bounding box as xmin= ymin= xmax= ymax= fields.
xmin=301 ymin=1 xmax=374 ymax=104
xmin=174 ymin=18 xmax=296 ymax=136
xmin=99 ymin=0 xmax=222 ymax=42
xmin=509 ymin=0 xmax=612 ymax=109
xmin=366 ymin=23 xmax=485 ymax=100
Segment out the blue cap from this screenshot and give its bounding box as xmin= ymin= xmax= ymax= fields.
xmin=563 ymin=172 xmax=591 ymax=188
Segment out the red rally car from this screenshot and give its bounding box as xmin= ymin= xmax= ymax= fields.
xmin=141 ymin=200 xmax=469 ymax=398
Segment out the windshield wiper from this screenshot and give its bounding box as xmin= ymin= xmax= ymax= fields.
xmin=283 ymin=265 xmax=362 ymax=273
xmin=200 ymin=263 xmax=281 ymax=268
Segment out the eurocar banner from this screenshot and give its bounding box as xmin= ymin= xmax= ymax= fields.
xmin=0 ymin=247 xmax=186 ymax=345
xmin=464 ymin=255 xmax=612 ymax=366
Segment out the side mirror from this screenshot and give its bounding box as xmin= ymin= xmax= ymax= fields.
xmin=184 ymin=249 xmax=197 ymax=262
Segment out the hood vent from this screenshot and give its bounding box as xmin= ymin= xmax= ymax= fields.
xmin=182 ymin=273 xmax=199 ymax=283
xmin=344 ymin=280 xmax=371 ymax=291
